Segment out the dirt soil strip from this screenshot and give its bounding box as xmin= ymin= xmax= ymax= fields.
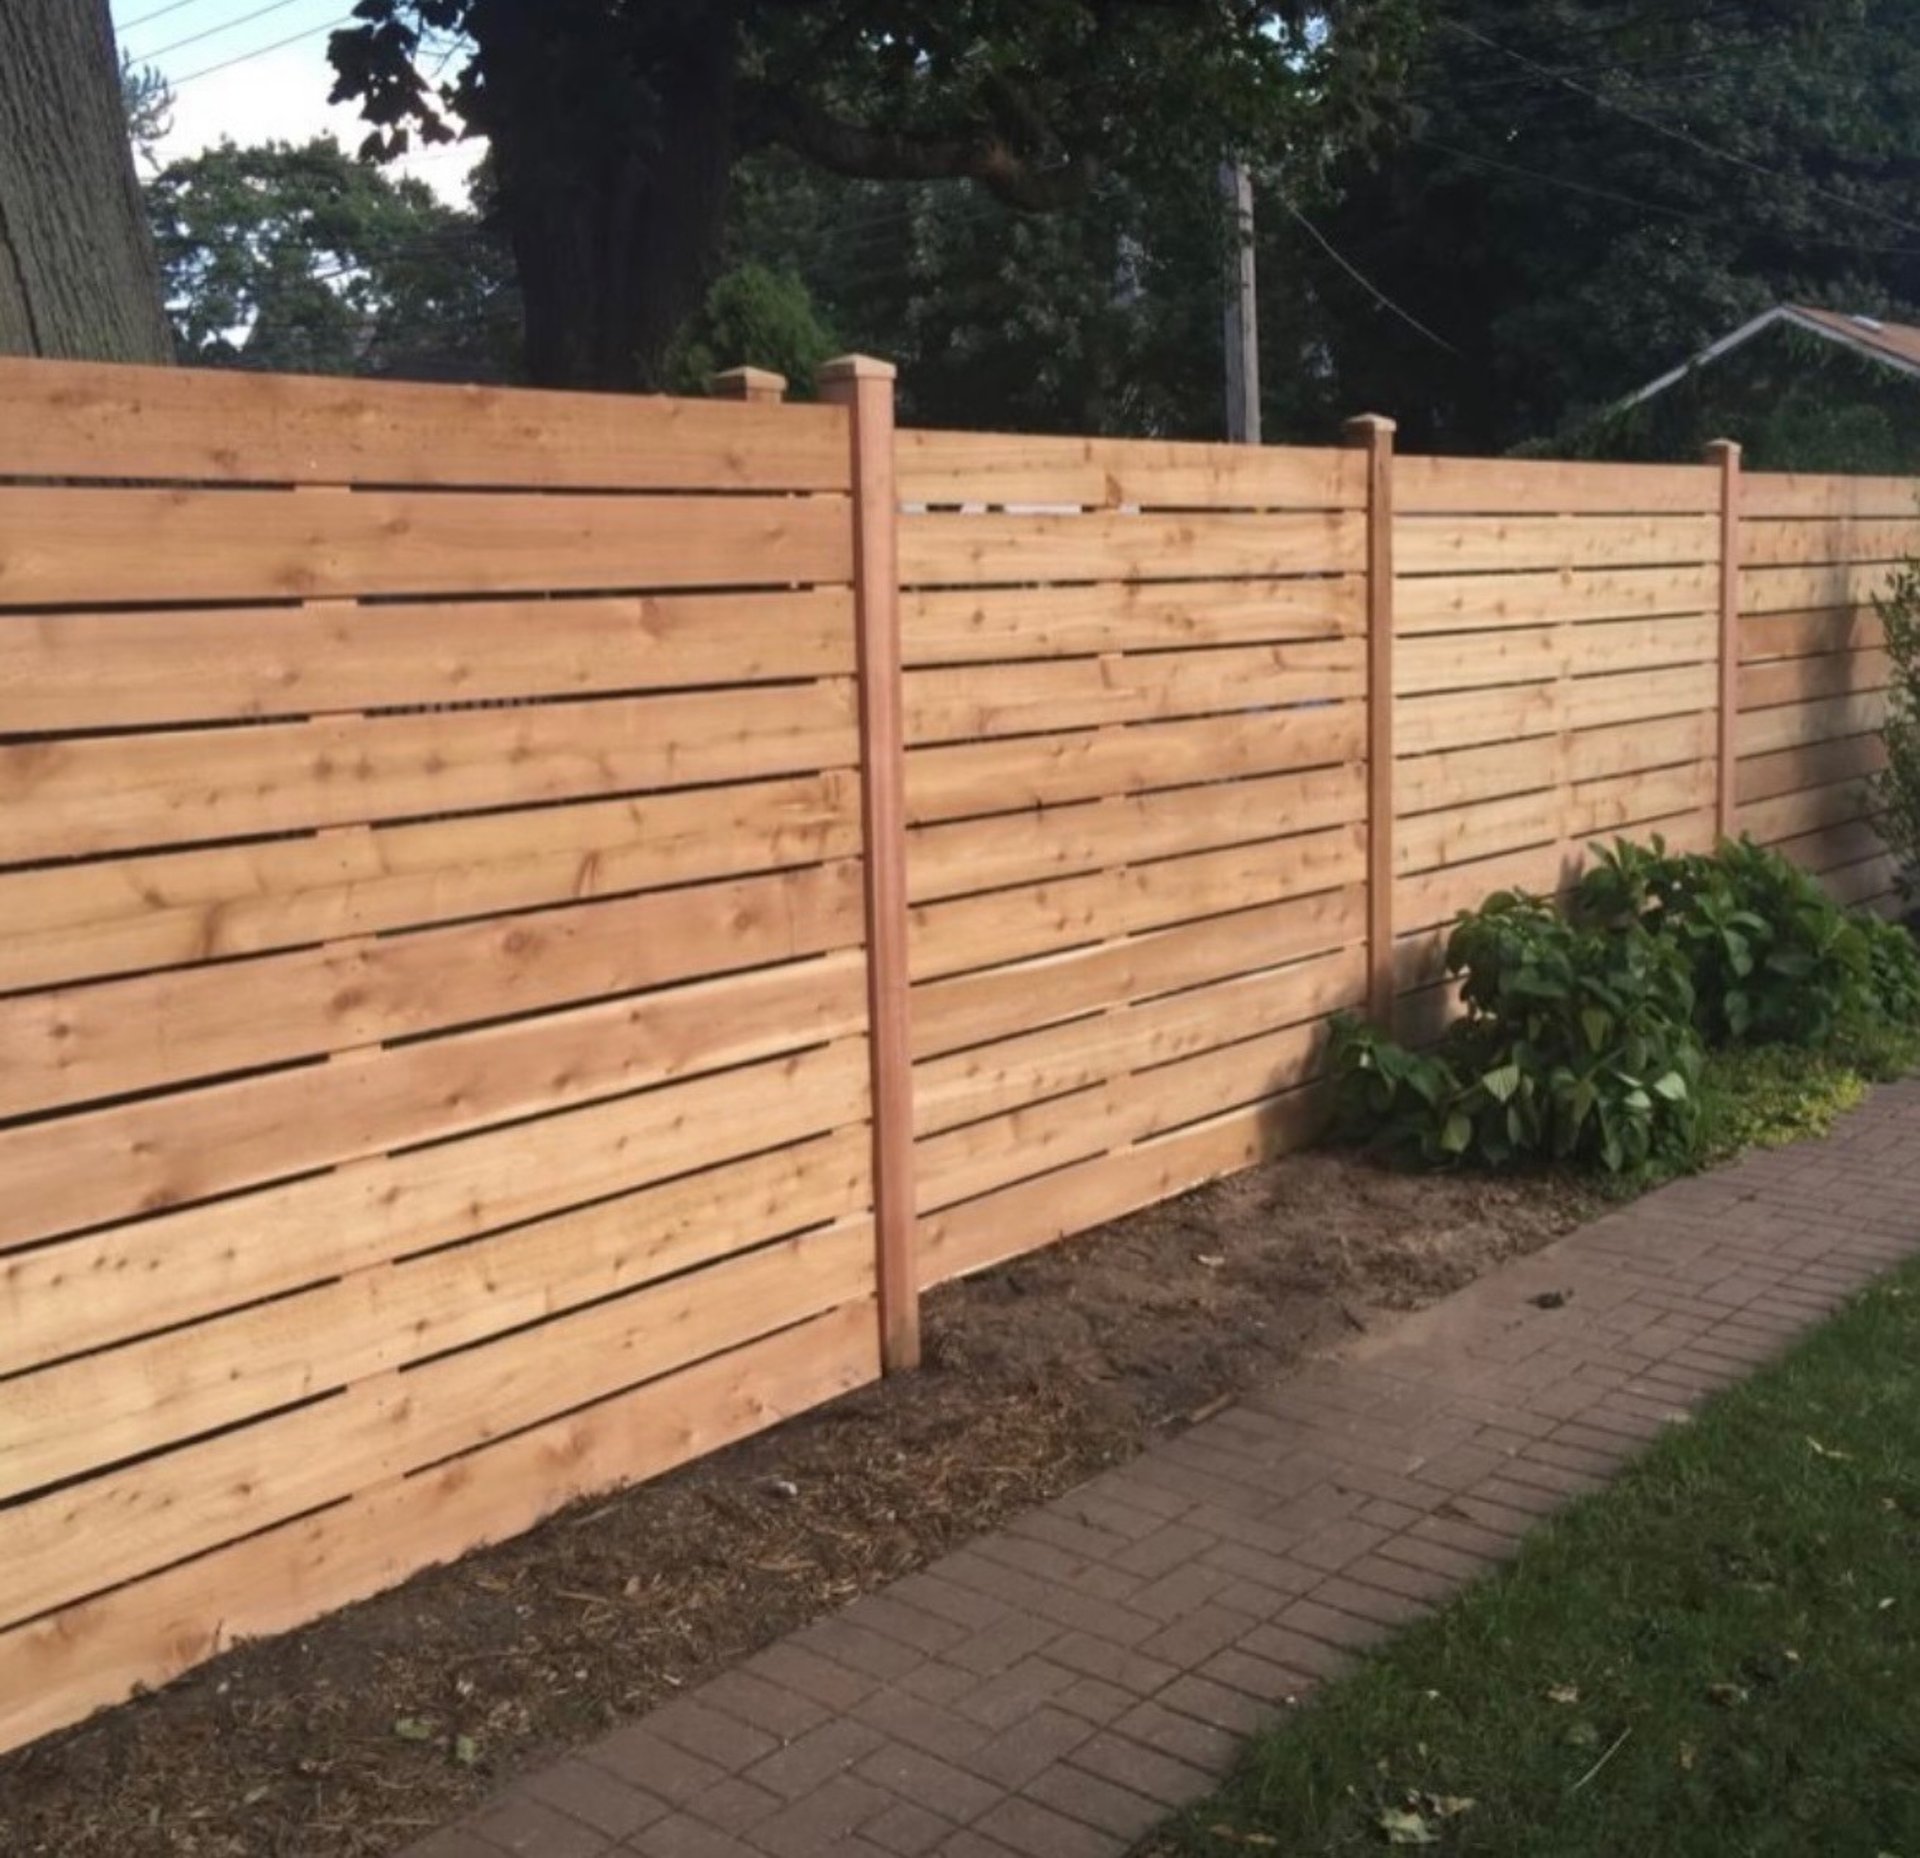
xmin=0 ymin=1148 xmax=1594 ymax=1858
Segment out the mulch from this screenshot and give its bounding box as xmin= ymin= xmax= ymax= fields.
xmin=0 ymin=1145 xmax=1594 ymax=1858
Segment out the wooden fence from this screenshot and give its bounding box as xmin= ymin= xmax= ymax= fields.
xmin=0 ymin=356 xmax=1909 ymax=1752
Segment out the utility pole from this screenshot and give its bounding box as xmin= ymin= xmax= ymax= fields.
xmin=1220 ymin=161 xmax=1260 ymax=444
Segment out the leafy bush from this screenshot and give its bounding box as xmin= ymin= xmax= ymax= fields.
xmin=1573 ymin=834 xmax=1920 ymax=1047
xmin=1329 ymin=836 xmax=1920 ymax=1179
xmin=1871 ymin=558 xmax=1920 ymax=897
xmin=1328 ymin=892 xmax=1702 ymax=1175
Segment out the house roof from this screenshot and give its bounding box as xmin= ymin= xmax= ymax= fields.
xmin=1613 ymin=303 xmax=1920 ymax=413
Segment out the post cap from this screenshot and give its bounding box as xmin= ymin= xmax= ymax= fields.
xmin=709 ymin=366 xmax=788 ymax=401
xmin=819 ymin=354 xmax=898 ymax=383
xmin=1342 ymin=413 xmax=1397 ymax=439
xmin=1703 ymin=436 xmax=1742 ymax=461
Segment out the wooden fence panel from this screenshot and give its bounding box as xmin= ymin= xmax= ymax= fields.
xmin=1391 ymin=457 xmax=1723 ymax=1026
xmin=4 ymin=355 xmax=1916 ymax=1759
xmin=897 ymin=427 xmax=1370 ymax=1286
xmin=1735 ymin=479 xmax=1914 ymax=912
xmin=0 ymin=358 xmax=878 ymax=1751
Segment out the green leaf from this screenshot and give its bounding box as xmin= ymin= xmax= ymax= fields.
xmin=1481 ymin=1061 xmax=1522 ymax=1103
xmin=1440 ymin=1109 xmax=1473 ymax=1155
xmin=1580 ymin=1005 xmax=1611 ymax=1052
xmin=1652 ymin=1070 xmax=1690 ymax=1102
xmin=392 ymin=1717 xmax=436 ymax=1743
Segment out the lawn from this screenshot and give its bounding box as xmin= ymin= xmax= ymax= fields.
xmin=1153 ymin=1256 xmax=1920 ymax=1857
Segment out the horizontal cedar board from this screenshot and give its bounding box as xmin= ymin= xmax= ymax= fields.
xmin=1821 ymin=851 xmax=1898 ymax=908
xmin=1738 ymin=647 xmax=1889 ymax=713
xmin=0 ymin=588 xmax=855 ymax=733
xmin=909 ymin=822 xmax=1366 ymax=981
xmin=917 ymin=1017 xmax=1330 ymax=1212
xmin=1396 ymin=562 xmax=1717 ymax=633
xmin=1396 ymin=514 xmax=1716 ymax=576
xmin=0 ymin=863 xmax=863 ymax=1119
xmin=917 ymin=1086 xmax=1324 ymax=1288
xmin=1741 ymin=607 xmax=1883 ymax=663
xmin=1396 ymin=762 xmax=1716 ymax=876
xmin=1736 ymin=732 xmax=1885 ymax=805
xmin=5 ymin=1134 xmax=869 ymax=1516
xmin=904 ymin=638 xmax=1364 ymax=743
xmin=1742 ymin=778 xmax=1876 ymax=847
xmin=908 ymin=765 xmax=1365 ymax=905
xmin=1396 ymin=662 xmax=1715 ymax=758
xmin=0 ymin=965 xmax=869 ymax=1254
xmin=901 ymin=577 xmax=1360 ymax=665
xmin=1393 ymin=455 xmax=1718 ymax=516
xmin=906 ymin=703 xmax=1363 ymax=825
xmin=0 ymin=680 xmax=858 ymax=864
xmin=895 ymin=427 xmax=1364 ymax=510
xmin=1742 ymin=473 xmax=1920 ymax=520
xmin=0 ymin=771 xmax=862 ymax=996
xmin=1738 ymin=516 xmax=1920 ymax=567
xmin=915 ymin=944 xmax=1364 ymax=1134
xmin=0 ymin=1216 xmax=872 ymax=1588
xmin=0 ymin=355 xmax=850 ymax=492
xmin=7 ymin=1060 xmax=870 ymax=1375
xmin=1396 ymin=613 xmax=1716 ymax=695
xmin=0 ymin=1299 xmax=877 ymax=1757
xmin=910 ymin=884 xmax=1364 ymax=1059
xmin=0 ymin=487 xmax=849 ymax=607
xmin=1738 ymin=690 xmax=1886 ymax=757
xmin=1770 ymin=814 xmax=1885 ymax=875
xmin=1740 ymin=561 xmax=1899 ymax=614
xmin=1395 ymin=808 xmax=1717 ymax=937
xmin=897 ymin=509 xmax=1363 ymax=586
xmin=1397 ymin=712 xmax=1717 ymax=817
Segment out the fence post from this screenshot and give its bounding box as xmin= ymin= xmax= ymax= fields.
xmin=708 ymin=365 xmax=788 ymax=405
xmin=820 ymin=355 xmax=919 ymax=1375
xmin=1707 ymin=437 xmax=1743 ymax=842
xmin=1346 ymin=414 xmax=1398 ymax=1032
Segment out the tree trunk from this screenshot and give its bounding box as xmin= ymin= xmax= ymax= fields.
xmin=470 ymin=0 xmax=736 ymax=391
xmin=0 ymin=0 xmax=172 ymax=362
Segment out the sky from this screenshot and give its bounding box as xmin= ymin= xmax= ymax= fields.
xmin=111 ymin=0 xmax=483 ymax=205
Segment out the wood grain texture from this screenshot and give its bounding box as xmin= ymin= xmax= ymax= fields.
xmin=0 ymin=487 xmax=850 ymax=606
xmin=1736 ymin=732 xmax=1886 ymax=805
xmin=898 ymin=509 xmax=1363 ymax=587
xmin=0 ymin=588 xmax=855 ymax=732
xmin=0 ymin=680 xmax=858 ymax=863
xmin=0 ymin=354 xmax=850 ymax=490
xmin=0 ymin=980 xmax=870 ymax=1255
xmin=1741 ymin=473 xmax=1920 ymax=520
xmin=0 ymin=861 xmax=864 ymax=1117
xmin=1394 ymin=455 xmax=1717 ymax=516
xmin=0 ymin=1302 xmax=878 ymax=1752
xmin=1397 ymin=514 xmax=1716 ymax=575
xmin=1396 ymin=562 xmax=1716 ymax=633
xmin=902 ymin=576 xmax=1360 ymax=664
xmin=896 ymin=426 xmax=1364 ymax=510
xmin=0 ymin=771 xmax=862 ymax=995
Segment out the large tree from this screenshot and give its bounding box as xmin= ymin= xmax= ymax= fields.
xmin=329 ymin=0 xmax=1419 ymax=390
xmin=0 ymin=0 xmax=171 ymax=361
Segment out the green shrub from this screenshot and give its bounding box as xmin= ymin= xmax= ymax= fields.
xmin=1572 ymin=834 xmax=1920 ymax=1046
xmin=1328 ymin=892 xmax=1703 ymax=1175
xmin=1329 ymin=836 xmax=1920 ymax=1179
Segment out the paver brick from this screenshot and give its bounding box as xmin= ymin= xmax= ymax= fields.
xmin=1022 ymin=1763 xmax=1165 ymax=1842
xmin=468 ymin=1794 xmax=611 ymax=1858
xmin=856 ymin=1744 xmax=1002 ymax=1823
xmin=960 ymin=1705 xmax=1097 ymax=1790
xmin=973 ymin=1797 xmax=1115 ymax=1858
xmin=862 ymin=1799 xmax=956 ymax=1857
xmin=524 ymin=1758 xmax=670 ymax=1841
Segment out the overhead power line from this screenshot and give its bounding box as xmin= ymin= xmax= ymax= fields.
xmin=1278 ymin=198 xmax=1458 ymax=355
xmin=1440 ymin=17 xmax=1920 ymax=243
xmin=129 ymin=0 xmax=315 ymax=64
xmin=172 ymin=15 xmax=352 ymax=87
xmin=118 ymin=0 xmax=217 ymax=33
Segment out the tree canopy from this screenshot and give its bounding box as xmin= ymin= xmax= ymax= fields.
xmin=145 ymin=136 xmax=516 ymax=379
xmin=326 ymin=0 xmax=1421 ymax=389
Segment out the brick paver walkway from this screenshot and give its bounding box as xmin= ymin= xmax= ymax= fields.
xmin=404 ymin=1080 xmax=1920 ymax=1858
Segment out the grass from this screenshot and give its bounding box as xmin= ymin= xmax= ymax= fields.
xmin=1151 ymin=1258 xmax=1920 ymax=1857
xmin=1694 ymin=1022 xmax=1920 ymax=1168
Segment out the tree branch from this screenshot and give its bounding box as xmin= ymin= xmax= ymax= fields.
xmin=741 ymin=84 xmax=1098 ymax=211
